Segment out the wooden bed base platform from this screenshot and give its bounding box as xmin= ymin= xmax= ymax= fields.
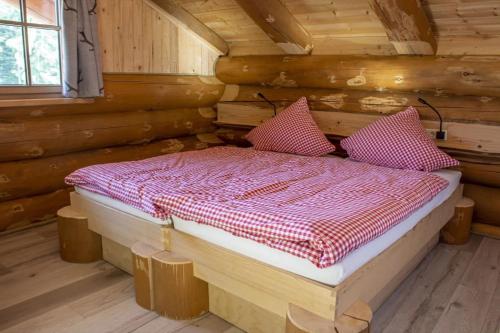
xmin=59 ymin=185 xmax=463 ymax=332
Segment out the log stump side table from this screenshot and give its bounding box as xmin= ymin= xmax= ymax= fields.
xmin=57 ymin=206 xmax=102 ymax=263
xmin=441 ymin=197 xmax=475 ymax=245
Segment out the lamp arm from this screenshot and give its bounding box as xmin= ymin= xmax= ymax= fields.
xmin=257 ymin=93 xmax=277 ymax=116
xmin=417 ymin=98 xmax=443 ymax=132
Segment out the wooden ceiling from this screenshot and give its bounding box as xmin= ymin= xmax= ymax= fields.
xmin=173 ymin=0 xmax=500 ymax=56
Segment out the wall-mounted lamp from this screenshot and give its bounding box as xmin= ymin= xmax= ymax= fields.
xmin=257 ymin=92 xmax=277 ymax=116
xmin=417 ymin=97 xmax=446 ymax=140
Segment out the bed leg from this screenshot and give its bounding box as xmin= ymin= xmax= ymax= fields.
xmin=151 ymin=251 xmax=209 ymax=320
xmin=131 ymin=242 xmax=162 ymax=310
xmin=57 ymin=206 xmax=102 ymax=263
xmin=441 ymin=197 xmax=475 ymax=245
xmin=286 ymin=301 xmax=372 ymax=333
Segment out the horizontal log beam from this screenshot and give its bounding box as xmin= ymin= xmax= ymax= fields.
xmin=0 ymin=188 xmax=71 ymax=232
xmin=0 ymin=134 xmax=223 ymax=202
xmin=0 ymin=73 xmax=224 ymax=119
xmin=464 ymin=184 xmax=500 ymax=227
xmin=0 ymin=108 xmax=216 ymax=161
xmin=216 ymin=125 xmax=500 ymax=190
xmin=370 ymin=0 xmax=436 ymax=55
xmin=220 ymin=85 xmax=500 ymax=125
xmin=235 ymin=0 xmax=313 ymax=54
xmin=215 ymin=55 xmax=500 ymax=97
xmin=148 ymin=0 xmax=228 ymax=55
xmin=217 ymin=102 xmax=500 ymax=154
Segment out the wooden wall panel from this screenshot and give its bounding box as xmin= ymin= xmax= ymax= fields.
xmin=177 ymin=0 xmax=396 ymax=56
xmin=174 ymin=0 xmax=500 ymax=56
xmin=0 ymin=74 xmax=223 ymax=232
xmin=216 ymin=55 xmax=500 ymax=97
xmin=0 ymin=134 xmax=222 ymax=203
xmin=214 ymin=55 xmax=500 ymax=203
xmin=97 ymin=0 xmax=221 ymax=75
xmin=0 ymin=189 xmax=71 ymax=232
xmin=217 ymin=102 xmax=500 ymax=154
xmin=0 ymin=74 xmax=224 ymax=119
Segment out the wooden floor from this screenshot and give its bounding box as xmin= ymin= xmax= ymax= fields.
xmin=0 ymin=223 xmax=498 ymax=333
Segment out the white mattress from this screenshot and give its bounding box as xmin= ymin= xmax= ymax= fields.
xmin=76 ymin=169 xmax=461 ymax=285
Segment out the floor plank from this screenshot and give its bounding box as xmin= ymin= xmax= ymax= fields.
xmin=0 ymin=224 xmax=499 ymax=333
xmin=432 ymin=285 xmax=493 ymax=333
xmin=379 ymin=246 xmax=474 ymax=333
xmin=0 ymin=268 xmax=128 ymax=330
xmin=480 ymin=295 xmax=500 ymax=333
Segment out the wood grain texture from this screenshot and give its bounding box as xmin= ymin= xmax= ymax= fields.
xmin=220 ymin=84 xmax=500 ymax=124
xmin=102 ymin=237 xmax=133 ymax=274
xmin=432 ymin=237 xmax=500 ymax=333
xmin=148 ymin=0 xmax=228 ymax=55
xmin=0 ymin=108 xmax=215 ymax=161
xmin=209 ymin=284 xmax=286 ymax=333
xmin=0 ymin=134 xmax=222 ymax=202
xmin=216 ymin=102 xmax=500 ymax=154
xmin=176 ymin=0 xmax=394 ymax=56
xmin=131 ymin=242 xmax=162 ymax=310
xmin=97 ymin=0 xmax=221 ymax=74
xmin=286 ymin=301 xmax=371 ymax=333
xmin=0 ymin=74 xmax=224 ymax=119
xmin=441 ymin=197 xmax=475 ymax=245
xmin=471 ymin=223 xmax=500 ymax=240
xmin=152 ymin=251 xmax=209 ymax=320
xmin=234 ymin=0 xmax=313 ymax=54
xmin=215 ymin=55 xmax=500 ymax=97
xmin=0 ymin=189 xmax=71 ymax=232
xmin=57 ymin=206 xmax=102 ymax=263
xmin=370 ymin=0 xmax=436 ymax=55
xmin=464 ymin=184 xmax=500 ymax=227
xmin=174 ymin=0 xmax=500 ymax=57
xmin=0 ymin=225 xmax=498 ymax=333
xmin=70 ymin=192 xmax=170 ymax=251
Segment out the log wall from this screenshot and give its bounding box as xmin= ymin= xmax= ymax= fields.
xmin=97 ymin=0 xmax=221 ymax=75
xmin=0 ymin=73 xmax=224 ymax=232
xmin=215 ymin=55 xmax=500 ymax=228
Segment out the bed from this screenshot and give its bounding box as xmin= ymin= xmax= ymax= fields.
xmin=63 ymin=147 xmax=463 ymax=332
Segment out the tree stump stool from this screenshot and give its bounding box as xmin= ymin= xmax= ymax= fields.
xmin=57 ymin=206 xmax=102 ymax=263
xmin=131 ymin=242 xmax=161 ymax=310
xmin=152 ymin=251 xmax=209 ymax=320
xmin=441 ymin=197 xmax=475 ymax=245
xmin=286 ymin=301 xmax=372 ymax=333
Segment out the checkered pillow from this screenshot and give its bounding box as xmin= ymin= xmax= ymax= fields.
xmin=246 ymin=97 xmax=336 ymax=156
xmin=340 ymin=106 xmax=459 ymax=171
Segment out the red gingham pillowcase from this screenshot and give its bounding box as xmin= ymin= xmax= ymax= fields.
xmin=245 ymin=97 xmax=336 ymax=156
xmin=340 ymin=106 xmax=459 ymax=171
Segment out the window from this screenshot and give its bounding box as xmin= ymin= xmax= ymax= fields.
xmin=0 ymin=0 xmax=61 ymax=88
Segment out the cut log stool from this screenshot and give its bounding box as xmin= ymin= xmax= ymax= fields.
xmin=131 ymin=242 xmax=161 ymax=310
xmin=57 ymin=206 xmax=102 ymax=263
xmin=286 ymin=301 xmax=372 ymax=333
xmin=152 ymin=251 xmax=209 ymax=320
xmin=441 ymin=197 xmax=475 ymax=245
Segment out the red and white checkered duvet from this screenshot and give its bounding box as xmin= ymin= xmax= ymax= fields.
xmin=66 ymin=147 xmax=449 ymax=268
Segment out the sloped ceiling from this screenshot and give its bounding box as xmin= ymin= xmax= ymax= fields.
xmin=176 ymin=0 xmax=500 ymax=56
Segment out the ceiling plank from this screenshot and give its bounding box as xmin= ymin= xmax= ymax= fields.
xmin=148 ymin=0 xmax=229 ymax=55
xmin=369 ymin=0 xmax=437 ymax=55
xmin=234 ymin=0 xmax=313 ymax=55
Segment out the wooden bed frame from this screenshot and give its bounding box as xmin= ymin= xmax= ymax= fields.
xmin=58 ymin=185 xmax=463 ymax=333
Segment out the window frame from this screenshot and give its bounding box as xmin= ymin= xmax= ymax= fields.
xmin=0 ymin=0 xmax=62 ymax=93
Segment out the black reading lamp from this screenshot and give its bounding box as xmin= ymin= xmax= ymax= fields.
xmin=417 ymin=97 xmax=446 ymax=140
xmin=257 ymin=92 xmax=277 ymax=116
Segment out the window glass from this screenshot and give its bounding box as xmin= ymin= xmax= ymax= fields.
xmin=0 ymin=25 xmax=26 ymax=85
xmin=26 ymin=0 xmax=58 ymax=25
xmin=0 ymin=0 xmax=21 ymax=21
xmin=28 ymin=27 xmax=60 ymax=85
